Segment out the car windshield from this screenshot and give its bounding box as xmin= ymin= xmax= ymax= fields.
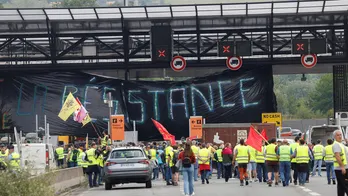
xmin=110 ymin=149 xmax=144 ymax=159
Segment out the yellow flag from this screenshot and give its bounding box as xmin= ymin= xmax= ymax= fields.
xmin=58 ymin=92 xmax=80 ymax=121
xmin=82 ymin=114 xmax=92 ymax=126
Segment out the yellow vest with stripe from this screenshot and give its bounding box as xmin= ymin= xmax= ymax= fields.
xmin=216 ymin=149 xmax=223 ymax=162
xmin=191 ymin=145 xmax=199 ymax=157
xmin=98 ymin=154 xmax=104 ymax=167
xmin=248 ymin=146 xmax=256 ymax=162
xmin=236 ymin=145 xmax=249 ymax=164
xmin=313 ymin=144 xmax=324 ymax=160
xmin=77 ymin=151 xmax=88 ymax=168
xmin=55 ymin=147 xmax=64 ymax=160
xmin=86 ymin=148 xmax=98 ymax=166
xmin=334 ymin=141 xmax=347 ymax=167
xmin=101 ymin=136 xmax=107 ymax=147
xmin=150 ymin=149 xmax=157 ymax=161
xmin=324 ymin=145 xmax=335 ymax=162
xmin=290 ymin=143 xmax=299 ymax=163
xmin=256 ymin=146 xmax=265 ymax=163
xmin=198 ymin=148 xmax=210 ymax=165
xmin=296 ymin=146 xmax=310 ymax=164
xmin=9 ymin=152 xmax=20 ymax=169
xmin=165 ymin=146 xmax=173 ymax=164
xmin=279 ymin=145 xmax=291 ymax=162
xmin=266 ymin=144 xmax=278 ymax=161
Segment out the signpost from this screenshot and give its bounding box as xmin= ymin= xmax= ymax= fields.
xmin=226 ymin=56 xmax=242 ymax=71
xmin=301 ymin=54 xmax=317 ymax=68
xmin=170 ymin=56 xmax=187 ymax=72
xmin=237 ymin=130 xmax=247 ymax=142
xmin=110 ymin=115 xmax=125 ymax=141
xmin=262 ymin=112 xmax=282 ymax=137
xmin=189 ymin=116 xmax=203 ymax=138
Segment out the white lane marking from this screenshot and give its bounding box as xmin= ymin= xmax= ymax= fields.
xmin=309 ymin=192 xmax=321 ymax=196
xmin=303 ymin=188 xmax=312 ymax=192
xmin=296 ymin=186 xmax=321 ymax=196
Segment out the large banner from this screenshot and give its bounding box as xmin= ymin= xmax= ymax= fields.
xmin=0 ymin=66 xmax=277 ymax=141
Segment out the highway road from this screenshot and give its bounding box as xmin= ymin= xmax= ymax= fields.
xmin=68 ymin=174 xmax=335 ymax=196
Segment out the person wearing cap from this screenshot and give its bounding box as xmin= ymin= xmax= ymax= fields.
xmin=7 ymin=145 xmax=20 ymax=171
xmin=312 ymin=139 xmax=324 ymax=177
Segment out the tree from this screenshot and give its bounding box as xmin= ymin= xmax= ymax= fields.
xmin=4 ymin=0 xmax=49 ymax=8
xmin=0 ymin=3 xmax=3 ymax=8
xmin=308 ymin=74 xmax=333 ymax=114
xmin=60 ymin=0 xmax=97 ymax=7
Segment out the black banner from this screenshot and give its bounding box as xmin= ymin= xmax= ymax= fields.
xmin=0 ymin=66 xmax=276 ymax=141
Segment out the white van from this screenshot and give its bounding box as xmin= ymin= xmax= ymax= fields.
xmin=13 ymin=143 xmax=57 ymax=174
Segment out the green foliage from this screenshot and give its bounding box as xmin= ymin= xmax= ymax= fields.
xmin=0 ymin=3 xmax=3 ymax=8
xmin=0 ymin=168 xmax=55 ymax=196
xmin=60 ymin=0 xmax=97 ymax=7
xmin=274 ymin=74 xmax=333 ymax=120
xmin=3 ymin=0 xmax=49 ymax=8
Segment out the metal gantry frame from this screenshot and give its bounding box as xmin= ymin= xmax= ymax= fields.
xmin=0 ymin=0 xmax=347 ymax=73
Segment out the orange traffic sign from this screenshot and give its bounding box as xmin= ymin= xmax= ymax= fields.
xmin=189 ymin=116 xmax=203 ymax=139
xmin=110 ymin=115 xmax=125 ymax=141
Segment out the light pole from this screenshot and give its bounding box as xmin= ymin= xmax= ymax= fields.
xmin=107 ymin=92 xmax=113 ymax=136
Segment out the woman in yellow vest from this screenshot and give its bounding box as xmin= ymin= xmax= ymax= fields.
xmin=198 ymin=143 xmax=211 ymax=184
xmin=324 ymin=139 xmax=336 ymax=185
xmin=233 ymin=139 xmax=250 ymax=186
xmin=292 ymin=139 xmax=312 ymax=186
xmin=332 ymin=130 xmax=348 ymax=195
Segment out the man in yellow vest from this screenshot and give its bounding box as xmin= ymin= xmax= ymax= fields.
xmin=312 ymin=139 xmax=324 ymax=177
xmin=233 ymin=139 xmax=250 ymax=186
xmin=279 ymin=139 xmax=291 ymax=187
xmin=77 ymin=146 xmax=88 ymax=174
xmin=290 ymin=136 xmax=300 ymax=185
xmin=247 ymin=145 xmax=257 ymax=183
xmin=292 ymin=139 xmax=312 ymax=186
xmin=86 ymin=143 xmax=99 ymax=188
xmin=55 ymin=143 xmax=65 ymax=168
xmin=256 ymin=142 xmax=267 ymax=182
xmin=99 ymin=131 xmax=111 ymax=147
xmin=191 ymin=140 xmax=200 ymax=181
xmin=149 ymin=145 xmax=159 ymax=180
xmin=207 ymin=143 xmax=215 ymax=178
xmin=164 ymin=143 xmax=174 ymax=185
xmin=0 ymin=145 xmax=8 ymax=170
xmin=7 ymin=145 xmax=20 ymax=172
xmin=265 ymin=138 xmax=279 ymax=187
xmin=215 ymin=144 xmax=224 ymax=179
xmin=324 ymin=138 xmax=336 ymax=185
xmin=332 ymin=130 xmax=348 ymax=196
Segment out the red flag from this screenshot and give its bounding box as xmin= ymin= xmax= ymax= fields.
xmin=169 ymin=135 xmax=176 ymax=146
xmin=260 ymin=129 xmax=269 ymax=141
xmin=246 ymin=126 xmax=263 ymax=152
xmin=151 ymin=118 xmax=174 ymax=143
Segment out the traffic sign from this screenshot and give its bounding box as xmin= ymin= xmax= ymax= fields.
xmin=292 ymin=39 xmax=309 ymax=54
xmin=170 ymin=56 xmax=186 ymax=72
xmin=226 ymin=56 xmax=242 ymax=70
xmin=262 ymin=113 xmax=282 ymax=127
xmin=301 ymin=54 xmax=317 ymax=68
xmin=310 ymin=39 xmax=327 ymax=54
xmin=218 ymin=41 xmax=234 ymax=57
xmin=110 ymin=115 xmax=125 ymax=140
xmin=189 ymin=116 xmax=202 ymax=139
xmin=236 ymin=41 xmax=252 ymax=56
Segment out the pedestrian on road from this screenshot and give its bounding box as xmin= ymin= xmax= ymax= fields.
xmin=279 ymin=139 xmax=291 ymax=186
xmin=290 ymin=137 xmax=300 ymax=185
xmin=233 ymin=139 xmax=250 ymax=186
xmin=191 ymin=141 xmax=200 ymax=181
xmin=312 ymin=140 xmax=324 ymax=177
xmin=292 ymin=139 xmax=312 ymax=186
xmin=222 ymin=143 xmax=233 ymax=182
xmin=265 ymin=138 xmax=280 ymax=187
xmin=256 ymin=143 xmax=267 ymax=183
xmin=198 ymin=143 xmax=211 ymax=184
xmin=178 ymin=142 xmax=196 ymax=196
xmin=332 ymin=130 xmax=348 ymax=196
xmin=324 ymin=139 xmax=336 ymax=185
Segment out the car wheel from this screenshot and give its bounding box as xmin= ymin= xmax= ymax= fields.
xmin=145 ymin=180 xmax=152 ymax=188
xmin=105 ymin=182 xmax=112 ymax=190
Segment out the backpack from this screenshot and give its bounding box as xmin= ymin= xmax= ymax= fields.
xmin=71 ymin=150 xmax=79 ymax=162
xmin=182 ymin=156 xmax=191 ymax=168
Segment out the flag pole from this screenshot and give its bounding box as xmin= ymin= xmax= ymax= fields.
xmin=251 ymin=125 xmax=269 ymax=144
xmin=90 ymin=121 xmax=101 ymax=137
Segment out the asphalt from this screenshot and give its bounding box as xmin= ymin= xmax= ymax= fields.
xmin=67 ymin=173 xmax=336 ymax=196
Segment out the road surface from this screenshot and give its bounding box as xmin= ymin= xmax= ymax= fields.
xmin=68 ymin=175 xmax=336 ymax=196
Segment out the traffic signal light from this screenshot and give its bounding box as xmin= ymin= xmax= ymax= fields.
xmin=310 ymin=39 xmax=327 ymax=54
xmin=218 ymin=41 xmax=234 ymax=57
xmin=235 ymin=41 xmax=252 ymax=56
xmin=292 ymin=39 xmax=309 ymax=54
xmin=151 ymin=26 xmax=173 ymax=62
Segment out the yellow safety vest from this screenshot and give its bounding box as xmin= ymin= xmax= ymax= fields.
xmin=77 ymin=151 xmax=88 ymax=168
xmin=216 ymin=149 xmax=223 ymax=162
xmin=9 ymin=152 xmax=20 ymax=169
xmin=101 ymin=136 xmax=107 ymax=146
xmin=150 ymin=149 xmax=157 ymax=160
xmin=98 ymin=154 xmax=104 ymax=167
xmin=334 ymin=141 xmax=347 ymax=167
xmin=290 ymin=143 xmax=299 ymax=163
xmin=248 ymin=146 xmax=256 ymax=162
xmin=313 ymin=144 xmax=324 ymax=160
xmin=296 ymin=146 xmax=310 ymax=164
xmin=324 ymin=145 xmax=335 ymax=162
xmin=191 ymin=145 xmax=199 ymax=157
xmin=279 ymin=145 xmax=291 ymax=162
xmin=266 ymin=144 xmax=278 ymax=161
xmin=256 ymin=146 xmax=265 ymax=163
xmin=236 ymin=145 xmax=249 ymax=164
xmin=86 ymin=148 xmax=98 ymax=166
xmin=165 ymin=146 xmax=173 ymax=162
xmin=55 ymin=147 xmax=64 ymax=160
xmin=198 ymin=148 xmax=210 ymax=165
